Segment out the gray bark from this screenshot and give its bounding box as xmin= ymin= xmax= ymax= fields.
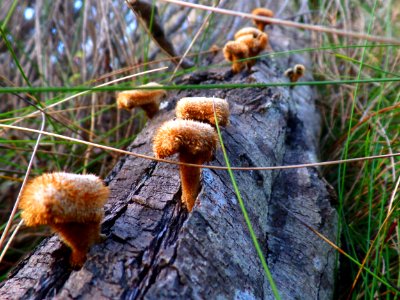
xmin=0 ymin=6 xmax=337 ymax=300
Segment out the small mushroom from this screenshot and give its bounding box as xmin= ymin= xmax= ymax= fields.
xmin=223 ymin=40 xmax=249 ymax=73
xmin=19 ymin=172 xmax=109 ymax=268
xmin=116 ymin=82 xmax=167 ymax=118
xmin=234 ymin=27 xmax=264 ymax=40
xmin=153 ymin=119 xmax=218 ymax=211
xmin=235 ymin=32 xmax=268 ymax=68
xmin=251 ymin=8 xmax=274 ymax=31
xmin=284 ymin=64 xmax=306 ymax=82
xmin=175 ymin=97 xmax=230 ymax=127
xmin=284 ymin=68 xmax=294 ymax=81
xmin=209 ymin=44 xmax=220 ymax=56
xmin=294 ymin=64 xmax=306 ymax=78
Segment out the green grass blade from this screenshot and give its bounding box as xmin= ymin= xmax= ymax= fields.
xmin=213 ymin=107 xmax=281 ymax=300
xmin=1 ymin=0 xmax=18 ymax=31
xmin=0 ymin=77 xmax=399 ymax=94
xmin=0 ymin=27 xmax=32 ymax=88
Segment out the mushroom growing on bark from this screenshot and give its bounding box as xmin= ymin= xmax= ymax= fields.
xmin=116 ymin=82 xmax=167 ymax=118
xmin=234 ymin=27 xmax=264 ymax=40
xmin=235 ymin=33 xmax=268 ymax=68
xmin=251 ymin=8 xmax=274 ymax=31
xmin=223 ymin=40 xmax=249 ymax=73
xmin=18 ymin=172 xmax=109 ymax=268
xmin=285 ymin=64 xmax=306 ymax=82
xmin=153 ymin=119 xmax=218 ymax=211
xmin=175 ymin=97 xmax=230 ymax=127
xmin=231 ymin=27 xmax=268 ymax=70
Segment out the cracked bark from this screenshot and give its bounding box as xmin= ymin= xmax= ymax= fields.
xmin=0 ymin=22 xmax=337 ymax=300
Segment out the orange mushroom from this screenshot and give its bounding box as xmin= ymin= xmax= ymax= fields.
xmin=153 ymin=119 xmax=218 ymax=211
xmin=19 ymin=172 xmax=109 ymax=268
xmin=117 ymin=82 xmax=167 ymax=118
xmin=252 ymin=8 xmax=274 ymax=31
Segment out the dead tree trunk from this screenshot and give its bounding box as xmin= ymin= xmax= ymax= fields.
xmin=0 ymin=10 xmax=337 ymax=300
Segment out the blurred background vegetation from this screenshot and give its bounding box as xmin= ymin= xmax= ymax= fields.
xmin=0 ymin=0 xmax=399 ymax=298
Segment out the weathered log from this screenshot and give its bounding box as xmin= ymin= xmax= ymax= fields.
xmin=0 ymin=12 xmax=337 ymax=300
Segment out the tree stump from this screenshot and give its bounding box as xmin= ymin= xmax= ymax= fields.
xmin=0 ymin=17 xmax=337 ymax=300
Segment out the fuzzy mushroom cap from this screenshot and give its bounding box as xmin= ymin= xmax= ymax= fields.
xmin=284 ymin=68 xmax=294 ymax=77
xmin=116 ymin=82 xmax=166 ymax=110
xmin=153 ymin=119 xmax=218 ymax=162
xmin=294 ymin=64 xmax=306 ymax=75
xmin=19 ymin=172 xmax=109 ymax=226
xmin=251 ymin=8 xmax=274 ymax=29
xmin=234 ymin=27 xmax=264 ymax=40
xmin=235 ymin=32 xmax=268 ymax=57
xmin=252 ymin=8 xmax=274 ymax=18
xmin=175 ymin=97 xmax=230 ymax=126
xmin=223 ymin=40 xmax=249 ymax=62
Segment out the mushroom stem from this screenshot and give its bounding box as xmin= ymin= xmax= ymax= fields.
xmin=18 ymin=172 xmax=109 ymax=268
xmin=52 ymin=221 xmax=103 ymax=268
xmin=153 ymin=119 xmax=218 ymax=212
xmin=141 ymin=102 xmax=161 ymax=118
xmin=179 ymin=153 xmax=203 ymax=211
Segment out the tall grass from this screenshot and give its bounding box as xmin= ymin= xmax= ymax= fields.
xmin=312 ymin=0 xmax=400 ymax=298
xmin=0 ymin=1 xmax=399 ymax=299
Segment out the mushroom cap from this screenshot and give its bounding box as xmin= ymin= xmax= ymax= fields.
xmin=251 ymin=8 xmax=274 ymax=27
xmin=284 ymin=68 xmax=294 ymax=77
xmin=19 ymin=172 xmax=109 ymax=226
xmin=116 ymin=82 xmax=166 ymax=111
xmin=294 ymin=64 xmax=306 ymax=75
xmin=223 ymin=40 xmax=249 ymax=62
xmin=234 ymin=27 xmax=264 ymax=40
xmin=153 ymin=119 xmax=218 ymax=162
xmin=236 ymin=32 xmax=268 ymax=57
xmin=252 ymin=8 xmax=274 ymax=18
xmin=176 ymin=97 xmax=230 ymax=126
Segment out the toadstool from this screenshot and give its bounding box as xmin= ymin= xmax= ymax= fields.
xmin=19 ymin=172 xmax=109 ymax=268
xmin=251 ymin=8 xmax=274 ymax=31
xmin=153 ymin=119 xmax=218 ymax=211
xmin=231 ymin=27 xmax=268 ymax=69
xmin=284 ymin=64 xmax=306 ymax=82
xmin=223 ymin=40 xmax=249 ymax=73
xmin=116 ymin=82 xmax=167 ymax=118
xmin=175 ymin=97 xmax=230 ymax=127
xmin=235 ymin=32 xmax=268 ymax=68
xmin=234 ymin=27 xmax=264 ymax=40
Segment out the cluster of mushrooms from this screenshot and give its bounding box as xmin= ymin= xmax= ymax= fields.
xmin=118 ymin=83 xmax=231 ymax=212
xmin=222 ymin=8 xmax=306 ymax=83
xmin=17 ymin=82 xmax=230 ymax=268
xmin=153 ymin=96 xmax=229 ymax=212
xmin=223 ymin=8 xmax=273 ymax=73
xmin=17 ymin=7 xmax=307 ymax=269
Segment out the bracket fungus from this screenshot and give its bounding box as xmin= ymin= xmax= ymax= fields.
xmin=175 ymin=97 xmax=230 ymax=127
xmin=116 ymin=82 xmax=167 ymax=118
xmin=153 ymin=119 xmax=218 ymax=212
xmin=251 ymin=8 xmax=274 ymax=31
xmin=284 ymin=64 xmax=306 ymax=82
xmin=223 ymin=40 xmax=249 ymax=73
xmin=19 ymin=172 xmax=109 ymax=268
